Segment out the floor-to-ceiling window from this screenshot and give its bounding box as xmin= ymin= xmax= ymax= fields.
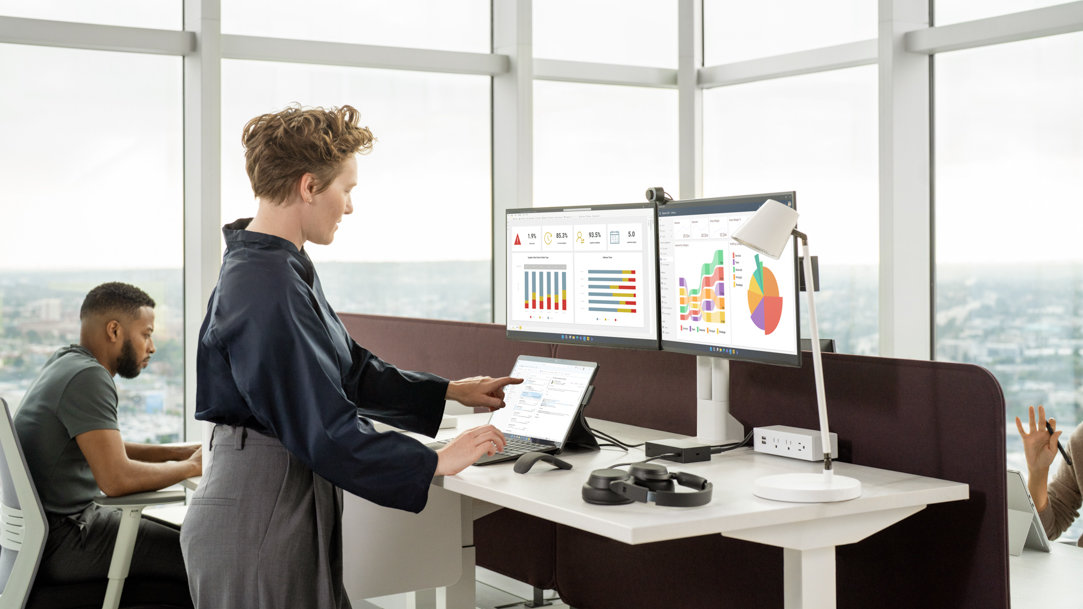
xmin=934 ymin=30 xmax=1083 ymax=484
xmin=702 ymin=2 xmax=879 ymax=355
xmin=532 ymin=0 xmax=679 ymax=208
xmin=219 ymin=1 xmax=494 ymax=323
xmin=534 ymin=81 xmax=678 ymax=207
xmin=0 ymin=43 xmax=184 ymax=442
xmin=220 ymin=62 xmax=493 ymax=322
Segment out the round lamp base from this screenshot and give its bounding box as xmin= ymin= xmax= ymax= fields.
xmin=753 ymin=472 xmax=862 ymax=503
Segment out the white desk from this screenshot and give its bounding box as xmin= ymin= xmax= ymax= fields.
xmin=408 ymin=414 xmax=969 ymax=609
xmin=1010 ymin=542 xmax=1083 ymax=608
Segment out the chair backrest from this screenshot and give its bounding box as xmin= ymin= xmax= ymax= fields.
xmin=0 ymin=397 xmax=47 ymax=609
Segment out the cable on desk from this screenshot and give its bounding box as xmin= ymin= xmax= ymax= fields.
xmin=592 ymin=429 xmax=643 ymax=450
xmin=578 ymin=416 xmax=643 ymax=450
xmin=709 ymin=429 xmax=753 ymax=454
xmin=604 ymin=453 xmax=682 ymax=469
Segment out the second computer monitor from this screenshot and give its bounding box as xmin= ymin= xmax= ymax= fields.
xmin=658 ymin=192 xmax=800 ymax=366
xmin=506 ymin=202 xmax=659 ymax=349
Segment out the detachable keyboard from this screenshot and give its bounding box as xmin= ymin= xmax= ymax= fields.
xmin=428 ymin=436 xmax=557 ymax=466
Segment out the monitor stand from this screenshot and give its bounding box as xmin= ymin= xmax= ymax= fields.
xmin=696 ymin=357 xmax=745 ymax=445
xmin=562 ymin=386 xmax=601 ymax=452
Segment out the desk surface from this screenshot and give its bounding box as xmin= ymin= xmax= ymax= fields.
xmin=1010 ymin=542 xmax=1083 ymax=608
xmin=424 ymin=415 xmax=969 ymax=546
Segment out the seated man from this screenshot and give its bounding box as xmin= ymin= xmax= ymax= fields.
xmin=14 ymin=282 xmax=201 ymax=602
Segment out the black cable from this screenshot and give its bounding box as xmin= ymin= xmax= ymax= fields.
xmin=579 ymin=416 xmax=644 ymax=449
xmin=604 ymin=452 xmax=685 ymax=469
xmin=592 ymin=428 xmax=643 ymax=449
xmin=709 ymin=429 xmax=754 ymax=454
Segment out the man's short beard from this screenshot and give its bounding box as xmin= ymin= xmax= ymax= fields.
xmin=115 ymin=339 xmax=142 ymax=379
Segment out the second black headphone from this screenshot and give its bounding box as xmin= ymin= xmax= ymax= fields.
xmin=581 ymin=462 xmax=713 ymax=508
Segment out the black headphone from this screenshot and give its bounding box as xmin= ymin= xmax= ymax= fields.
xmin=581 ymin=462 xmax=713 ymax=508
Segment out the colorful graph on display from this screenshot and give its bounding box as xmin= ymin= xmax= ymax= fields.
xmin=747 ymin=254 xmax=783 ymax=334
xmin=524 ymin=266 xmax=568 ymax=311
xmin=587 ymin=269 xmax=636 ymax=314
xmin=679 ymin=250 xmax=725 ymax=323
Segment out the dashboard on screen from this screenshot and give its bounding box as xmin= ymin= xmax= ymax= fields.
xmin=658 ymin=193 xmax=800 ymax=366
xmin=506 ymin=202 xmax=659 ymax=350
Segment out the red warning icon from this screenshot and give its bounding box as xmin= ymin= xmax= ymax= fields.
xmin=514 ymin=234 xmax=521 ymax=245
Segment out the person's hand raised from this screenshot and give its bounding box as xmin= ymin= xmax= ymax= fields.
xmin=1016 ymin=404 xmax=1060 ymax=475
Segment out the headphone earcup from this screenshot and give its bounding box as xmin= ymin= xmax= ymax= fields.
xmin=629 ymin=462 xmax=675 ymax=492
xmin=582 ymin=469 xmax=634 ymax=505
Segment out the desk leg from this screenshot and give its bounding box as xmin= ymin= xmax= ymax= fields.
xmin=438 ymin=495 xmax=477 ymax=609
xmin=726 ymin=506 xmax=924 ymax=609
xmin=783 ymin=547 xmax=835 ymax=609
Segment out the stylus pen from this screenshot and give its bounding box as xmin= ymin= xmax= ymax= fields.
xmin=1047 ymin=420 xmax=1073 ymax=467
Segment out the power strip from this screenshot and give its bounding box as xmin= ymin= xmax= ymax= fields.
xmin=753 ymin=425 xmax=838 ymax=462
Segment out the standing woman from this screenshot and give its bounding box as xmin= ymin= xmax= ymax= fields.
xmin=181 ymin=104 xmax=516 ymax=608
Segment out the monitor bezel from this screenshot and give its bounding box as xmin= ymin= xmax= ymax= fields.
xmin=505 ymin=201 xmax=661 ymax=350
xmin=657 ymin=192 xmax=802 ymax=367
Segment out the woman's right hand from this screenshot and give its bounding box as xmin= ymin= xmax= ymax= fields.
xmin=1016 ymin=404 xmax=1060 ymax=475
xmin=433 ymin=425 xmax=506 ymax=477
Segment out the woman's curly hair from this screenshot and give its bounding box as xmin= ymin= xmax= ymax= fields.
xmin=242 ymin=104 xmax=374 ymax=205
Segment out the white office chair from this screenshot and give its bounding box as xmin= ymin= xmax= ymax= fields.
xmin=0 ymin=397 xmax=185 ymax=609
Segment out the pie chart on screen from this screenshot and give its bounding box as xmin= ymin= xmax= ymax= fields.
xmin=747 ymin=255 xmax=783 ymax=335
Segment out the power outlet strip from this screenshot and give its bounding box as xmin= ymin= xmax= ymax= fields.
xmin=753 ymin=425 xmax=838 ymax=462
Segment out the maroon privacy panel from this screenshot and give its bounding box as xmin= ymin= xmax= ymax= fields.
xmin=730 ymin=352 xmax=1008 ymax=609
xmin=552 ymin=352 xmax=1008 ymax=609
xmin=341 ymin=315 xmax=1008 ymax=609
xmin=551 ymin=344 xmax=697 ymax=435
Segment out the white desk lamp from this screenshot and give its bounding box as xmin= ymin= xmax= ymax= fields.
xmin=732 ymin=199 xmax=861 ymax=502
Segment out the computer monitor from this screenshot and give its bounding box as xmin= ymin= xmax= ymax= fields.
xmin=506 ymin=202 xmax=659 ymax=349
xmin=658 ymin=192 xmax=800 ymax=366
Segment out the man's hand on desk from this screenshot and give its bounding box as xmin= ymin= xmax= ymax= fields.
xmin=434 ymin=425 xmax=506 ymax=476
xmin=446 ymin=376 xmax=524 ymax=411
xmin=187 ymin=445 xmax=204 ymax=477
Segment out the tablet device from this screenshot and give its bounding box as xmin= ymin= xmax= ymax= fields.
xmin=1007 ymin=468 xmax=1051 ymax=555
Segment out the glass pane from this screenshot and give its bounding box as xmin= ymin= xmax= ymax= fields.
xmin=533 ymin=81 xmax=679 ymax=207
xmin=221 ymin=0 xmax=489 ymax=53
xmin=0 ymin=0 xmax=180 ymax=29
xmin=703 ymin=66 xmax=879 ymax=355
xmin=0 ymin=44 xmax=184 ymax=442
xmin=935 ymin=0 xmax=1068 ymax=26
xmin=222 ymin=60 xmax=492 ymax=322
xmin=704 ymin=0 xmax=876 ymax=65
xmin=533 ymin=0 xmax=677 ymax=68
xmin=934 ymin=34 xmax=1083 ymax=541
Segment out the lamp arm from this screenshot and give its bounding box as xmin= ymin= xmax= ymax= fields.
xmin=799 ymin=235 xmax=833 ymax=473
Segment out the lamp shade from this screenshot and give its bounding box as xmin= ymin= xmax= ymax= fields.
xmin=732 ymin=199 xmax=799 ymax=259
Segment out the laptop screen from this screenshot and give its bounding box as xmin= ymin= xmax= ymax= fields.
xmin=489 ymin=355 xmax=599 ymax=444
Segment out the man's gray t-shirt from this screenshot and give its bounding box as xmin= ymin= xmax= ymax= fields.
xmin=13 ymin=345 xmax=119 ymax=516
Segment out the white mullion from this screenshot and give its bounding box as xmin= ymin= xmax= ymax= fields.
xmin=221 ymin=34 xmax=508 ymax=76
xmin=491 ymin=0 xmax=533 ymax=325
xmin=0 ymin=15 xmax=193 ymax=55
xmin=183 ymin=0 xmax=222 ymax=444
xmin=698 ymin=39 xmax=877 ymax=89
xmin=677 ymin=0 xmax=703 ymax=200
xmin=908 ymin=1 xmax=1083 ymax=55
xmin=878 ymin=0 xmax=932 ymax=360
xmin=533 ymin=58 xmax=677 ymax=88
